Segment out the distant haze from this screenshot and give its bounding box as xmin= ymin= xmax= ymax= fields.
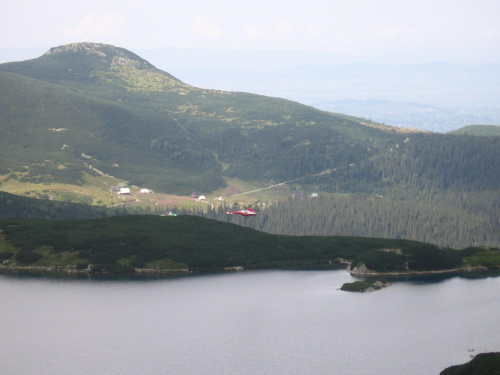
xmin=2 ymin=0 xmax=499 ymax=63
xmin=137 ymin=49 xmax=500 ymax=132
xmin=2 ymin=0 xmax=500 ymax=132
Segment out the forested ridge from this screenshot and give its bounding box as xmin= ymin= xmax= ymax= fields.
xmin=190 ymin=191 xmax=500 ymax=249
xmin=1 ymin=215 xmax=498 ymax=275
xmin=192 ymin=133 xmax=500 ymax=249
xmin=306 ymin=133 xmax=500 ymax=194
xmin=0 ymin=215 xmax=423 ymax=273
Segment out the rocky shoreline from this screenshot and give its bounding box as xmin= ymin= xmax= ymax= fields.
xmin=1 ymin=261 xmax=496 ymax=279
xmin=0 ymin=264 xmax=190 ymax=275
xmin=348 ymin=263 xmax=490 ymax=277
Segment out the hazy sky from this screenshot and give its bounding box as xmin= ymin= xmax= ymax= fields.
xmin=2 ymin=0 xmax=500 ymax=63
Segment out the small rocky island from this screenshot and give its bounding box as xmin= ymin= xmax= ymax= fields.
xmin=340 ymin=279 xmax=391 ymax=292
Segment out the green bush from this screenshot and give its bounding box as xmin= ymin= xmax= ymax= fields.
xmin=0 ymin=251 xmax=14 ymax=260
xmin=403 ymin=244 xmax=463 ymax=271
xmin=15 ymin=251 xmax=43 ymax=264
xmin=353 ymin=250 xmax=407 ymax=272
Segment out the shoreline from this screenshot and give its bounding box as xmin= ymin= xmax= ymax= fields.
xmin=1 ymin=263 xmax=497 ymax=278
xmin=348 ymin=265 xmax=491 ymax=277
xmin=0 ymin=265 xmax=191 ymax=275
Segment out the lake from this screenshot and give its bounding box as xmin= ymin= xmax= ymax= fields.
xmin=0 ymin=270 xmax=499 ymax=374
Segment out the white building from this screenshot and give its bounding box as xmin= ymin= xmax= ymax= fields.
xmin=118 ymin=187 xmax=131 ymax=195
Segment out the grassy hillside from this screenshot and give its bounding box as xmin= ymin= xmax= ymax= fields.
xmin=2 ymin=43 xmax=498 ymax=198
xmin=0 ymin=42 xmax=418 ymax=195
xmin=0 ymin=70 xmax=224 ymax=193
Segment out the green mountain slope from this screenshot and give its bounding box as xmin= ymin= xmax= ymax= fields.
xmin=0 ymin=42 xmax=416 ymax=194
xmin=0 ymin=70 xmax=223 ymax=192
xmin=447 ymin=125 xmax=500 ymax=136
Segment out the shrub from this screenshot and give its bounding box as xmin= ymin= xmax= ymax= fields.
xmin=15 ymin=251 xmax=43 ymax=264
xmin=353 ymin=250 xmax=407 ymax=272
xmin=0 ymin=251 xmax=14 ymax=260
xmin=403 ymin=244 xmax=463 ymax=271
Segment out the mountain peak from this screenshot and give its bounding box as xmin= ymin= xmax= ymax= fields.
xmin=44 ymin=42 xmax=155 ymax=70
xmin=30 ymin=42 xmax=187 ymax=91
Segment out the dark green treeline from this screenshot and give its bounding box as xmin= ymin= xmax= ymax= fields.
xmin=195 ymin=191 xmax=500 ymax=250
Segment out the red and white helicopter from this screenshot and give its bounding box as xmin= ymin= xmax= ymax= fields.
xmin=226 ymin=201 xmax=260 ymax=217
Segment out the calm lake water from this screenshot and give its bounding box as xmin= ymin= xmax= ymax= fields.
xmin=0 ymin=270 xmax=499 ymax=375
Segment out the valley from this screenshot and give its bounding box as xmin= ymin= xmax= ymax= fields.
xmin=0 ymin=170 xmax=283 ymax=211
